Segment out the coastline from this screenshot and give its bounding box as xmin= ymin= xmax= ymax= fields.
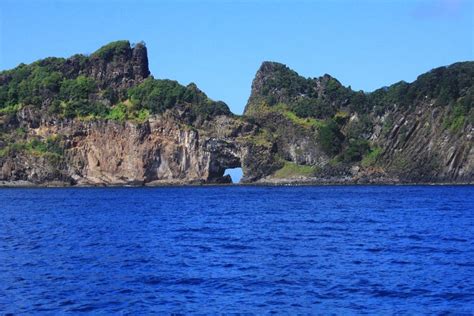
xmin=1 ymin=179 xmax=471 ymax=188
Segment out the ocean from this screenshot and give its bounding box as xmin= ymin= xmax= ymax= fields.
xmin=0 ymin=186 xmax=473 ymax=314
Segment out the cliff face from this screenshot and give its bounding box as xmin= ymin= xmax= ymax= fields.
xmin=0 ymin=41 xmax=472 ymax=185
xmin=0 ymin=109 xmax=247 ymax=185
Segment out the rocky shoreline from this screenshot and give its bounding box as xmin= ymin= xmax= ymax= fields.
xmin=1 ymin=179 xmax=471 ymax=188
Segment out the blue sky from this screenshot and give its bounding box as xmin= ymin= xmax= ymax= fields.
xmin=0 ymin=0 xmax=473 ymax=115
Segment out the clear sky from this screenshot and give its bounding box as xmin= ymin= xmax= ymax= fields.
xmin=0 ymin=0 xmax=473 ymax=114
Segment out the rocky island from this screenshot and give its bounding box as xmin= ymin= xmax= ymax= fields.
xmin=0 ymin=41 xmax=472 ymax=186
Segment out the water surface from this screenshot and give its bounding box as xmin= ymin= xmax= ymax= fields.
xmin=0 ymin=186 xmax=473 ymax=314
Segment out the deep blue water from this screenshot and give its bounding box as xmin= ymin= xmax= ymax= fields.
xmin=0 ymin=186 xmax=473 ymax=314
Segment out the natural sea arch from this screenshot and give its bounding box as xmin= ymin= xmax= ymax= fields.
xmin=224 ymin=167 xmax=243 ymax=183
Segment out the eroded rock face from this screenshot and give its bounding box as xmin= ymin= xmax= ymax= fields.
xmin=0 ymin=111 xmax=249 ymax=185
xmin=64 ymin=42 xmax=150 ymax=95
xmin=372 ymin=104 xmax=474 ymax=183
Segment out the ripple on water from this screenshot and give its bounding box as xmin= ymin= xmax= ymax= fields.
xmin=0 ymin=186 xmax=473 ymax=314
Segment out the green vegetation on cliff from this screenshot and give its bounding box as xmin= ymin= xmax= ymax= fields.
xmin=0 ymin=135 xmax=64 ymax=162
xmin=0 ymin=42 xmax=231 ymax=123
xmin=91 ymin=40 xmax=131 ymax=60
xmin=272 ymin=161 xmax=319 ymax=178
xmin=369 ymin=62 xmax=474 ymax=113
xmin=246 ymin=62 xmax=369 ymax=119
xmin=361 ymin=147 xmax=382 ymax=167
xmin=128 ymin=79 xmax=231 ymax=119
xmin=0 ymin=59 xmax=66 ymax=109
xmin=0 ymin=53 xmax=107 ymax=118
xmin=317 ymin=119 xmax=343 ymax=155
xmin=247 ymin=61 xmax=473 ymax=122
xmin=443 ymin=89 xmax=473 ymax=132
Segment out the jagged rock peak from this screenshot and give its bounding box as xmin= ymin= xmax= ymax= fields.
xmin=90 ymin=40 xmax=149 ymax=73
xmin=245 ymin=61 xmax=299 ymax=113
xmin=81 ymin=40 xmax=150 ymax=92
xmin=255 ymin=61 xmax=336 ymax=82
xmin=252 ymin=61 xmax=302 ymax=87
xmin=245 ymin=61 xmax=325 ymax=114
xmin=257 ymin=61 xmax=297 ymax=74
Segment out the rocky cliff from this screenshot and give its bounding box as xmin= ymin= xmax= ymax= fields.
xmin=0 ymin=41 xmax=253 ymax=185
xmin=0 ymin=41 xmax=472 ymax=185
xmin=1 ymin=109 xmax=251 ymax=185
xmin=244 ymin=61 xmax=473 ymax=184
